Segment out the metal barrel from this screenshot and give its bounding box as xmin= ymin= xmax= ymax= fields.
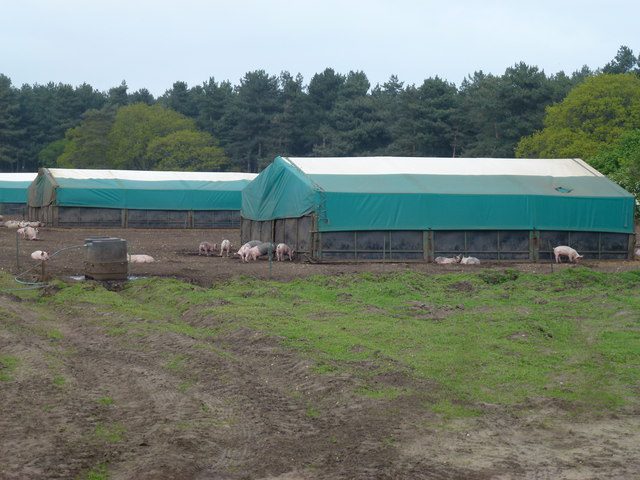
xmin=84 ymin=237 xmax=128 ymax=281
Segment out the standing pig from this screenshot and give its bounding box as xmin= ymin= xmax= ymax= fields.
xmin=247 ymin=242 xmax=275 ymax=261
xmin=236 ymin=240 xmax=262 ymax=262
xmin=276 ymin=243 xmax=294 ymax=261
xmin=553 ymin=245 xmax=583 ymax=263
xmin=199 ymin=241 xmax=215 ymax=256
xmin=219 ymin=239 xmax=232 ymax=257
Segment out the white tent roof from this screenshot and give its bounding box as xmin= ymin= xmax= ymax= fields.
xmin=0 ymin=173 xmax=38 ymax=182
xmin=283 ymin=157 xmax=602 ymax=178
xmin=46 ymin=168 xmax=257 ymax=182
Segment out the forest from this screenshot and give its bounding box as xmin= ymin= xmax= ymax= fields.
xmin=0 ymin=45 xmax=639 ymax=194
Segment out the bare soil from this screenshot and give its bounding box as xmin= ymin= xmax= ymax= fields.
xmin=1 ymin=226 xmax=638 ymax=285
xmin=1 ymin=224 xmax=639 ymax=479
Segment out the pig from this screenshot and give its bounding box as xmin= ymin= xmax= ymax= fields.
xmin=460 ymin=256 xmax=481 ymax=265
xmin=18 ymin=226 xmax=39 ymax=240
xmin=236 ymin=240 xmax=262 ymax=262
xmin=553 ymin=245 xmax=583 ymax=263
xmin=128 ymin=254 xmax=155 ymax=263
xmin=219 ymin=239 xmax=232 ymax=257
xmin=276 ymin=243 xmax=294 ymax=261
xmin=199 ymin=241 xmax=215 ymax=256
xmin=20 ymin=221 xmax=44 ymax=228
xmin=247 ymin=242 xmax=276 ymax=261
xmin=434 ymin=255 xmax=462 ymax=264
xmin=4 ymin=220 xmax=22 ymax=229
xmin=31 ymin=250 xmax=50 ymax=261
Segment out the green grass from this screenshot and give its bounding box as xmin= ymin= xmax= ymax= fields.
xmin=97 ymin=396 xmax=114 ymax=406
xmin=94 ymin=423 xmax=125 ymax=443
xmin=83 ymin=463 xmax=108 ymax=480
xmin=2 ymin=268 xmax=639 ymax=417
xmin=0 ymin=354 xmax=19 ymax=381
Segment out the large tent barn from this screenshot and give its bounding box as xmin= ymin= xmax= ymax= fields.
xmin=241 ymin=156 xmax=636 ymax=261
xmin=28 ymin=168 xmax=257 ymax=228
xmin=0 ymin=173 xmax=37 ymax=216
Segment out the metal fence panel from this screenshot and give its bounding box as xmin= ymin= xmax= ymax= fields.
xmin=390 ymin=231 xmax=423 ymax=251
xmin=433 ymin=231 xmax=465 ymax=254
xmin=127 ymin=210 xmax=189 ymax=228
xmin=58 ymin=207 xmax=122 ymax=227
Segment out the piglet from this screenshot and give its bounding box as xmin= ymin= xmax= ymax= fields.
xmin=553 ymin=245 xmax=583 ymax=263
xmin=18 ymin=226 xmax=39 ymax=240
xmin=219 ymin=239 xmax=232 ymax=257
xmin=276 ymin=243 xmax=294 ymax=261
xmin=460 ymin=256 xmax=480 ymax=265
xmin=128 ymin=254 xmax=155 ymax=263
xmin=31 ymin=250 xmax=50 ymax=261
xmin=434 ymin=255 xmax=461 ymax=264
xmin=199 ymin=241 xmax=215 ymax=256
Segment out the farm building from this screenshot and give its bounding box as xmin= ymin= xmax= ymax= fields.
xmin=241 ymin=156 xmax=636 ymax=261
xmin=28 ymin=168 xmax=257 ymax=228
xmin=0 ymin=172 xmax=37 ymax=216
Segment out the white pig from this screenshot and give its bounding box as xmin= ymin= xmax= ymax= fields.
xmin=219 ymin=239 xmax=232 ymax=257
xmin=31 ymin=250 xmax=50 ymax=261
xmin=4 ymin=220 xmax=21 ymax=229
xmin=460 ymin=256 xmax=481 ymax=265
xmin=553 ymin=245 xmax=583 ymax=263
xmin=276 ymin=243 xmax=294 ymax=261
xmin=18 ymin=226 xmax=39 ymax=240
xmin=128 ymin=254 xmax=155 ymax=263
xmin=434 ymin=255 xmax=462 ymax=264
xmin=199 ymin=241 xmax=215 ymax=256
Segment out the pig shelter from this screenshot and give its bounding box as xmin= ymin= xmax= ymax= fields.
xmin=0 ymin=172 xmax=37 ymax=216
xmin=28 ymin=168 xmax=257 ymax=228
xmin=241 ymin=156 xmax=636 ymax=261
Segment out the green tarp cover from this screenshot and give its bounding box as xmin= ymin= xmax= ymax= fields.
xmin=0 ymin=175 xmax=36 ymax=203
xmin=241 ymin=156 xmax=635 ymax=233
xmin=29 ymin=170 xmax=254 ymax=210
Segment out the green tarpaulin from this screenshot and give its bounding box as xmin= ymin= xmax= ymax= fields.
xmin=28 ymin=168 xmax=257 ymax=211
xmin=241 ymin=156 xmax=635 ymax=233
xmin=0 ymin=173 xmax=37 ymax=203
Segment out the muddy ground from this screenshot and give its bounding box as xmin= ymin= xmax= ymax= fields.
xmin=1 ymin=226 xmax=638 ymax=285
xmin=1 ymin=224 xmax=639 ymax=479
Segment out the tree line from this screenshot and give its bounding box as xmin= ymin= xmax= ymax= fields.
xmin=0 ymin=46 xmax=638 ymax=175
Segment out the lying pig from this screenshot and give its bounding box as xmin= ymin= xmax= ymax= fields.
xmin=460 ymin=256 xmax=481 ymax=265
xmin=553 ymin=245 xmax=583 ymax=263
xmin=17 ymin=226 xmax=39 ymax=240
xmin=276 ymin=243 xmax=294 ymax=261
xmin=247 ymin=242 xmax=276 ymax=261
xmin=128 ymin=254 xmax=155 ymax=263
xmin=4 ymin=220 xmax=22 ymax=229
xmin=31 ymin=250 xmax=50 ymax=261
xmin=434 ymin=255 xmax=461 ymax=264
xmin=219 ymin=239 xmax=232 ymax=257
xmin=199 ymin=241 xmax=216 ymax=256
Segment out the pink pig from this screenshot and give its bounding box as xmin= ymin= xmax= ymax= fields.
xmin=553 ymin=245 xmax=583 ymax=263
xmin=276 ymin=243 xmax=294 ymax=261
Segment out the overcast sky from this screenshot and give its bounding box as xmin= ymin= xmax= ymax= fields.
xmin=2 ymin=0 xmax=638 ymax=96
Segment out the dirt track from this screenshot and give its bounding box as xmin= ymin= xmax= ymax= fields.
xmin=1 ymin=224 xmax=640 ymax=479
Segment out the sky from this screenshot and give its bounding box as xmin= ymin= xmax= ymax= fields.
xmin=1 ymin=0 xmax=638 ymax=96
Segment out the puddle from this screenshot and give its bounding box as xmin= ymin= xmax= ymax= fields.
xmin=68 ymin=275 xmax=146 ymax=281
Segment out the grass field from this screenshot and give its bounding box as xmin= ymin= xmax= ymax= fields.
xmin=1 ymin=267 xmax=639 ymax=478
xmin=4 ymin=268 xmax=639 ymax=413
